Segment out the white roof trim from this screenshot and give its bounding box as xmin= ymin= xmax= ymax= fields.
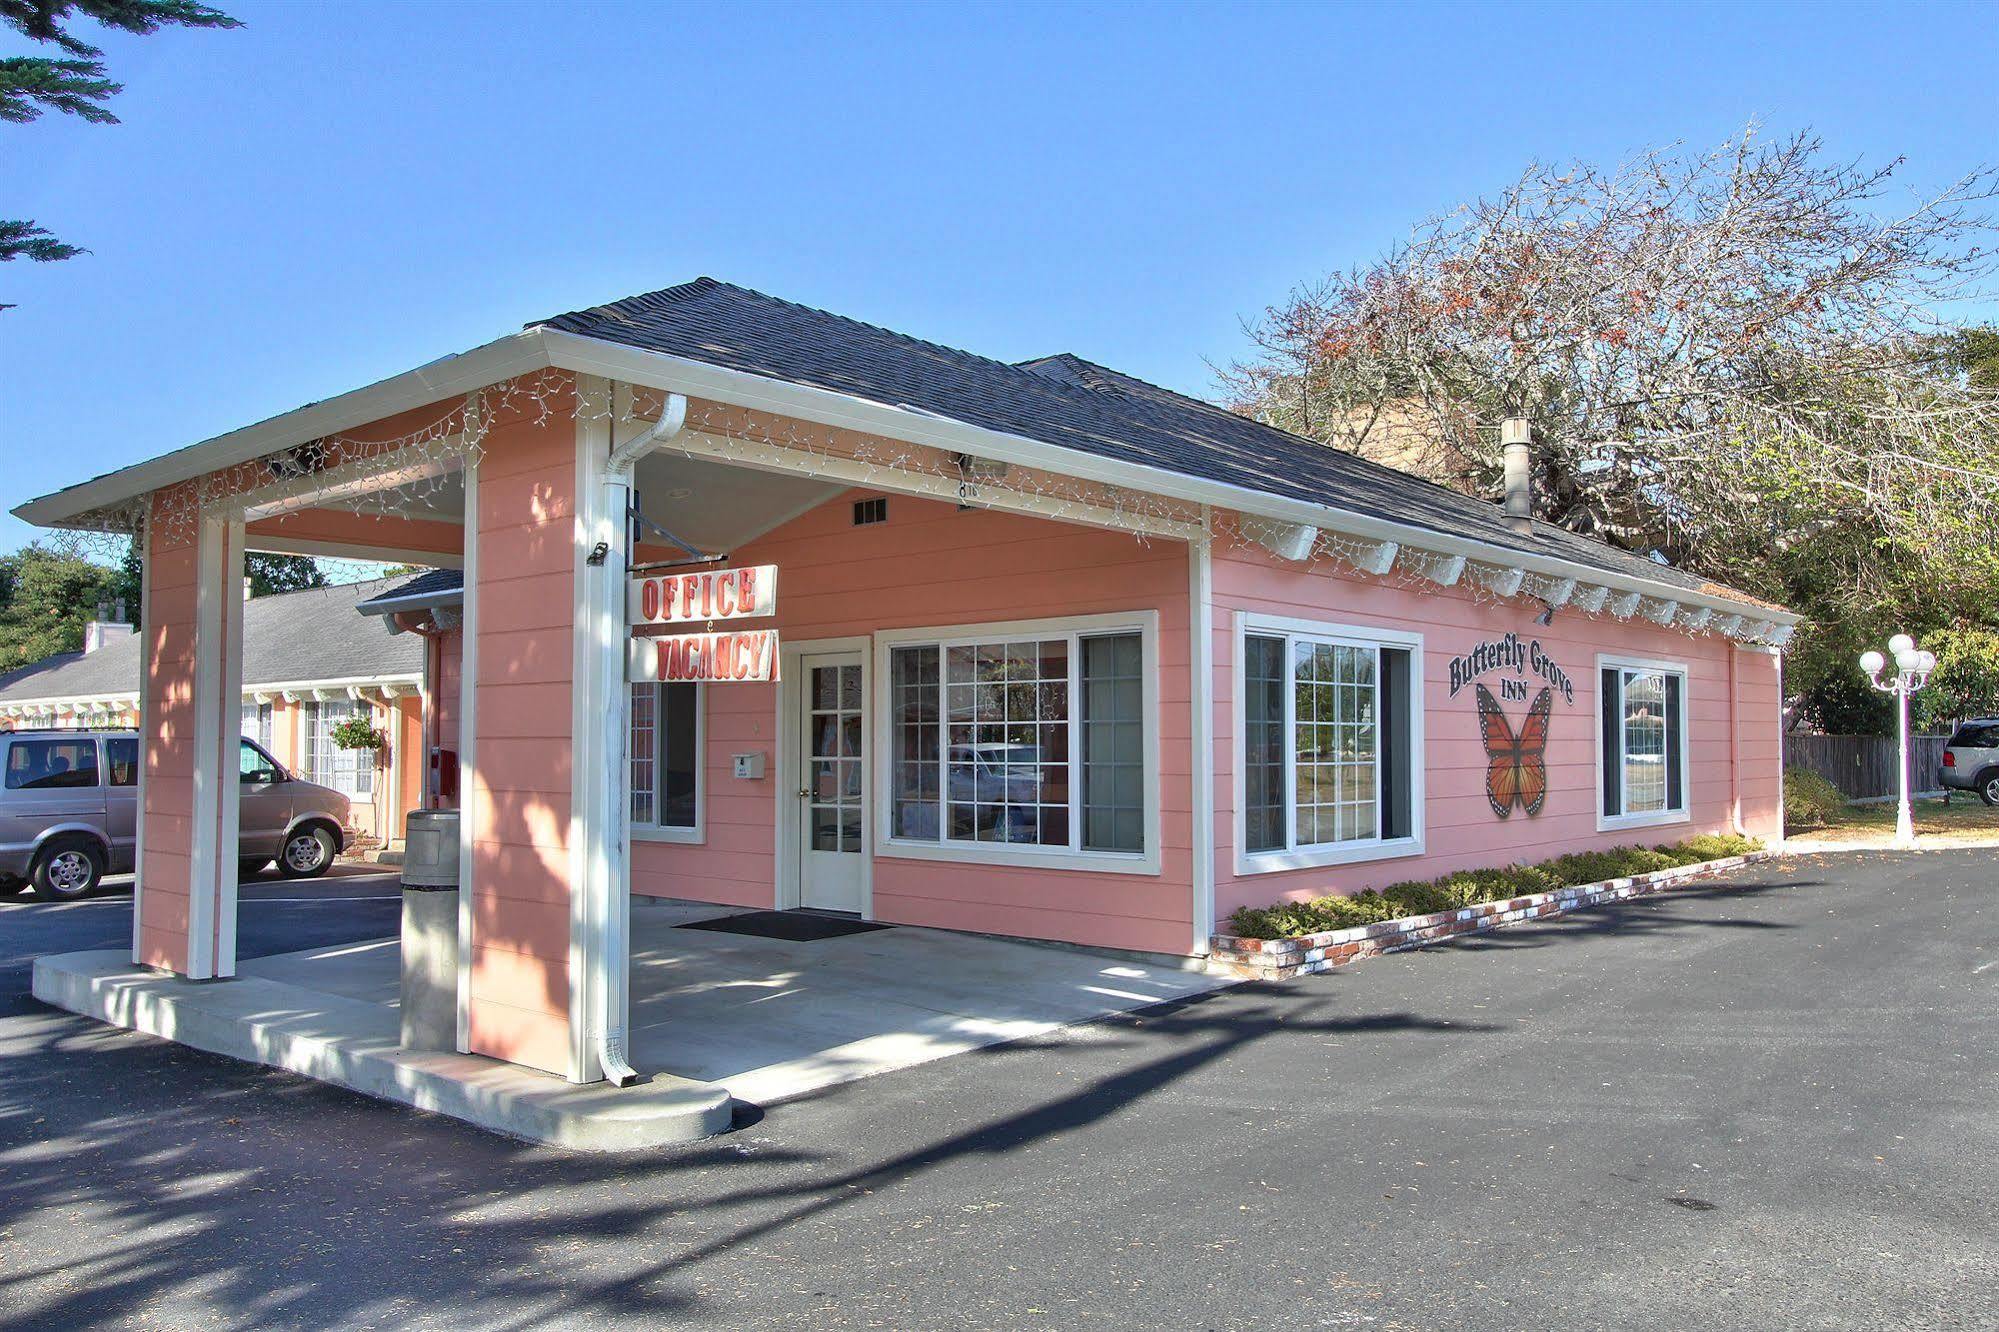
xmin=0 ymin=671 xmax=421 ymax=711
xmin=11 ymin=322 xmax=1798 ymax=627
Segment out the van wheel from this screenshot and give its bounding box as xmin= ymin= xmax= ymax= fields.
xmin=277 ymin=826 xmax=337 ymax=879
xmin=1980 ymin=771 xmax=1999 ymax=807
xmin=31 ymin=839 xmax=104 ymax=901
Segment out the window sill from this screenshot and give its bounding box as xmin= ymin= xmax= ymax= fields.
xmin=1234 ymin=836 xmax=1426 ymax=877
xmin=632 ymin=825 xmax=704 ymax=846
xmin=877 ymin=838 xmax=1160 ymax=877
xmin=1596 ymin=809 xmax=1691 ymax=834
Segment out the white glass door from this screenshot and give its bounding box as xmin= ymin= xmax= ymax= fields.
xmin=799 ymin=652 xmax=866 ymax=913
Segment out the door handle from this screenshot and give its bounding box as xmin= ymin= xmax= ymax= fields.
xmin=798 ymin=789 xmax=811 ymax=800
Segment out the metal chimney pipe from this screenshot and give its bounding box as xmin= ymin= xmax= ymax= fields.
xmin=1500 ymin=417 xmax=1533 ymax=535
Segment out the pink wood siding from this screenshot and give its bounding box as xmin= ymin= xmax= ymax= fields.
xmin=425 ymin=627 xmax=462 ymax=808
xmin=135 ymin=487 xmax=200 ymax=973
xmin=1734 ymin=649 xmax=1784 ymax=840
xmin=631 ymin=491 xmax=1197 ymax=955
xmin=464 ymin=387 xmax=577 ymax=1076
xmin=244 ymin=508 xmax=463 ymax=562
xmin=1211 ymin=542 xmax=1785 ymax=926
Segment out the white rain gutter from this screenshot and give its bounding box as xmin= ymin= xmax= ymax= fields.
xmin=536 ymin=330 xmax=1802 ymax=629
xmin=12 ymin=321 xmax=1797 ymax=631
xmin=586 ymin=390 xmax=686 ymax=1086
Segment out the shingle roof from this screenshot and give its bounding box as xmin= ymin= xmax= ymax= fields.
xmin=0 ymin=577 xmax=425 ymax=706
xmin=355 ymin=567 xmax=463 ymax=613
xmin=540 ymin=278 xmax=1763 ymax=605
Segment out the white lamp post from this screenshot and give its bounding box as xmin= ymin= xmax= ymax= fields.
xmin=1859 ymin=634 xmax=1936 ymax=848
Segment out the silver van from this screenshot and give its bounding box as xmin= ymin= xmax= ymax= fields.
xmin=0 ymin=728 xmax=352 ymax=901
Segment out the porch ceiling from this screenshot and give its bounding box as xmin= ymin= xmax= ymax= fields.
xmin=631 ymin=452 xmax=845 ymax=555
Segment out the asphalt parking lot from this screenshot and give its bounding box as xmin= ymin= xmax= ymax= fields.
xmin=1 ymin=850 xmax=1992 ymax=1330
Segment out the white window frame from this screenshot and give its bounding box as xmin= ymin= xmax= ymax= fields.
xmin=1233 ymin=611 xmax=1426 ymax=876
xmin=629 ymin=681 xmax=706 ymax=845
xmin=1595 ymin=652 xmax=1693 ymax=832
xmin=872 ymin=610 xmax=1161 ymax=876
xmin=305 ymin=698 xmax=374 ymax=798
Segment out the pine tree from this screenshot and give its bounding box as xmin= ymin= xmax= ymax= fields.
xmin=3 ymin=1 xmax=240 ymax=300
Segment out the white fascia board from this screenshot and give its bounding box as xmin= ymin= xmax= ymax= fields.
xmin=12 ymin=331 xmax=549 ymax=528
xmin=243 ymin=672 xmax=423 ymax=697
xmin=354 ymin=586 xmax=465 ymax=617
xmin=0 ymin=689 xmax=141 ymax=711
xmin=18 ymin=317 xmax=1794 ymax=628
xmin=541 ymin=330 xmax=1799 ymax=626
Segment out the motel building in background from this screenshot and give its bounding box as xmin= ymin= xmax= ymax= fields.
xmin=14 ymin=279 xmax=1794 ymax=1123
xmin=0 ymin=576 xmax=439 ymax=851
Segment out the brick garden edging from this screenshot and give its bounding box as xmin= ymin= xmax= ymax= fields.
xmin=1207 ymin=850 xmax=1780 ymax=982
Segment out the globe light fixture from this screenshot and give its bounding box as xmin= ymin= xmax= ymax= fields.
xmin=1858 ymin=634 xmax=1935 ymax=847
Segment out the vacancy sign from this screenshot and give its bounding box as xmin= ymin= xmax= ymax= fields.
xmin=630 ymin=630 xmax=780 ymax=683
xmin=628 ymin=565 xmax=777 ymax=626
xmin=627 ymin=564 xmax=780 ymax=684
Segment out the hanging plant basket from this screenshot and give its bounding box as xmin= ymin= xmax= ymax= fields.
xmin=329 ymin=717 xmax=386 ymax=751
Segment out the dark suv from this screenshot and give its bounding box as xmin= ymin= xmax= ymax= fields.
xmin=1940 ymin=719 xmax=1999 ymax=807
xmin=0 ymin=728 xmax=352 ymax=900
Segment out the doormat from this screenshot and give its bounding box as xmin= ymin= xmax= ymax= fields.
xmin=679 ymin=911 xmax=892 ymax=942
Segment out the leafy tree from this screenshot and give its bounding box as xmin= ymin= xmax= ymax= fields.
xmin=112 ymin=538 xmax=325 ymax=626
xmin=1221 ymin=129 xmax=1999 ymax=736
xmin=3 ymin=0 xmax=239 ymax=294
xmin=0 ymin=539 xmax=119 ymax=668
xmin=1917 ymin=626 xmax=1999 ymax=730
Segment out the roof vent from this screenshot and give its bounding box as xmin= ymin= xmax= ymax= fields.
xmin=853 ymin=498 xmax=887 ymax=526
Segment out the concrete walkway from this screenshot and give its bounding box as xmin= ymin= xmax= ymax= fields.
xmin=238 ymin=897 xmax=1232 ymax=1105
xmin=34 ymin=898 xmax=1232 ymax=1146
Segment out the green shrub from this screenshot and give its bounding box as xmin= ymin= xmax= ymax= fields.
xmin=1782 ymin=768 xmax=1846 ymax=831
xmin=1223 ymin=832 xmax=1764 ymax=939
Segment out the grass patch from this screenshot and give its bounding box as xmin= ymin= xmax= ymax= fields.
xmin=1225 ymin=834 xmax=1763 ymax=940
xmin=1787 ymin=794 xmax=1999 ymax=848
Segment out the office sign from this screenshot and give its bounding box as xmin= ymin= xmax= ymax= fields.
xmin=627 ymin=564 xmax=777 ymax=626
xmin=629 ymin=630 xmax=780 ymax=683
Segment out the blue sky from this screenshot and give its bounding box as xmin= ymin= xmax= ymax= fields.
xmin=3 ymin=0 xmax=1994 ymax=556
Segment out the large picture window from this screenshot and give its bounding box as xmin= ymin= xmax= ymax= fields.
xmin=882 ymin=615 xmax=1154 ymax=867
xmin=630 ymin=681 xmax=702 ymax=840
xmin=1237 ymin=615 xmax=1420 ymax=872
xmin=1598 ymin=658 xmax=1687 ymax=827
xmin=305 ymin=699 xmax=374 ymax=797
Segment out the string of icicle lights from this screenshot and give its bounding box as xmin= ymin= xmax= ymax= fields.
xmin=58 ymin=370 xmax=1788 ymax=645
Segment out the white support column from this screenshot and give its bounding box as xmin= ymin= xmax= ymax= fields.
xmin=455 ymin=451 xmax=479 ymax=1053
xmin=187 ymin=512 xmax=245 ymax=980
xmin=130 ymin=515 xmax=150 ymax=962
xmin=571 ymin=373 xmax=641 ymax=1086
xmin=1188 ymin=510 xmax=1215 ymax=955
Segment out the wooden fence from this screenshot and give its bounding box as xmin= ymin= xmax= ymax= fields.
xmin=1784 ymin=732 xmax=1949 ymax=801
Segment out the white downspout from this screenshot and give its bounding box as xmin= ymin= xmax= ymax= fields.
xmin=590 ymin=390 xmax=686 ymax=1085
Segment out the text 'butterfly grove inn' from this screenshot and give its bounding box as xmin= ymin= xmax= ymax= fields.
xmin=15 ymin=280 xmax=1791 ymax=1128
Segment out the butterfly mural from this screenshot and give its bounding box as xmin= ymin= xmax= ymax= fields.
xmin=1474 ymin=683 xmax=1552 ymax=818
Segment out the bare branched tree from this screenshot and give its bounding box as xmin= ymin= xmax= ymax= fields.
xmin=1218 ymin=129 xmax=1999 ymax=584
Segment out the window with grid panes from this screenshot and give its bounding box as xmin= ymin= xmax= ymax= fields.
xmin=889 ymin=630 xmax=1145 ymax=854
xmin=1242 ymin=627 xmax=1415 ymax=856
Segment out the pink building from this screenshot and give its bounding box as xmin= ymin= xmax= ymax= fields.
xmin=13 ymin=279 xmax=1792 ymax=1086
